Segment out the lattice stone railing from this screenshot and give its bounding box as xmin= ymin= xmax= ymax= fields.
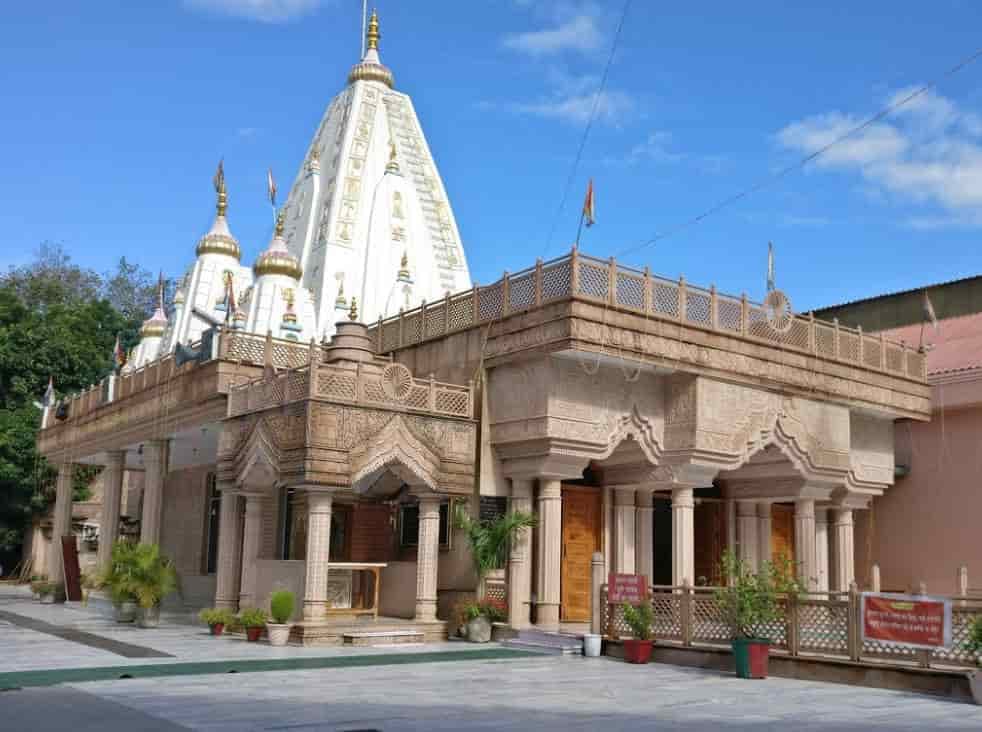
xmin=367 ymin=248 xmax=927 ymax=381
xmin=228 ymin=361 xmax=473 ymax=420
xmin=599 ymin=584 xmax=981 ymax=671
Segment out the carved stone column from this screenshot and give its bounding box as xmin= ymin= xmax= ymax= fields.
xmin=757 ymin=501 xmax=772 ymax=566
xmin=139 ymin=439 xmax=170 ymax=545
xmin=815 ymin=507 xmax=830 ymax=592
xmin=414 ymin=493 xmax=441 ymax=622
xmin=831 ymin=508 xmax=855 ymax=592
xmin=96 ymin=450 xmax=126 ymax=571
xmin=737 ymin=500 xmax=758 ymax=570
xmin=635 ymin=491 xmax=654 ymax=582
xmin=238 ymin=493 xmax=264 ymax=608
xmin=794 ymin=499 xmax=818 ymax=590
xmin=508 ymin=479 xmax=533 ymax=629
xmin=214 ymin=483 xmax=242 ymax=610
xmin=725 ymin=499 xmax=737 ymax=558
xmin=48 ymin=462 xmax=75 ymax=594
xmin=671 ymin=486 xmax=694 ymax=586
xmin=613 ymin=487 xmax=637 ymax=574
xmin=535 ymin=479 xmax=562 ymax=631
xmin=302 ymin=490 xmax=333 ymax=621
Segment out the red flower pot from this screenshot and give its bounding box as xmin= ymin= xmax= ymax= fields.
xmin=623 ymin=639 xmax=653 ymax=664
xmin=246 ymin=626 xmax=263 ymax=642
xmin=732 ymin=638 xmax=770 ymax=679
xmin=209 ymin=623 xmax=224 ymax=636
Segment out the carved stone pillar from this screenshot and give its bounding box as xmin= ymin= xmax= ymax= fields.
xmin=238 ymin=493 xmax=264 ymax=608
xmin=48 ymin=463 xmax=75 ymax=593
xmin=737 ymin=500 xmax=758 ymax=570
xmin=613 ymin=487 xmax=637 ymax=574
xmin=671 ymin=486 xmax=694 ymax=586
xmin=794 ymin=499 xmax=818 ymax=590
xmin=535 ymin=479 xmax=562 ymax=631
xmin=97 ymin=450 xmax=126 ymax=571
xmin=725 ymin=499 xmax=737 ymax=557
xmin=635 ymin=491 xmax=654 ymax=582
xmin=302 ymin=490 xmax=333 ymax=621
xmin=508 ymin=479 xmax=533 ymax=629
xmin=815 ymin=507 xmax=830 ymax=592
xmin=414 ymin=493 xmax=441 ymax=622
xmin=214 ymin=484 xmax=242 ymax=610
xmin=757 ymin=501 xmax=772 ymax=566
xmin=831 ymin=508 xmax=855 ymax=592
xmin=139 ymin=439 xmax=170 ymax=545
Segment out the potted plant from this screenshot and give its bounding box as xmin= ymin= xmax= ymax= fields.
xmin=454 ymin=504 xmax=536 ymax=603
xmin=460 ymin=599 xmax=507 ymax=642
xmin=715 ymin=550 xmax=800 ymax=679
xmin=29 ymin=575 xmax=46 ymax=601
xmin=127 ymin=543 xmax=178 ymax=628
xmin=967 ymin=615 xmax=982 ymax=705
xmin=238 ymin=607 xmax=267 ymax=642
xmin=621 ymin=600 xmax=655 ymax=664
xmin=36 ymin=580 xmax=60 ymax=604
xmin=102 ymin=541 xmax=139 ymax=622
xmin=266 ymin=590 xmax=295 ymax=646
xmin=199 ymin=607 xmax=235 ymax=636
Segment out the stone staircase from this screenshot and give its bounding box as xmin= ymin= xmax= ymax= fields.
xmin=501 ymin=628 xmax=584 ymax=656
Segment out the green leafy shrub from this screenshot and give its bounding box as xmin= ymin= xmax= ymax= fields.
xmin=101 ymin=541 xmax=138 ymax=606
xmin=199 ymin=608 xmax=235 ymax=627
xmin=714 ymin=549 xmax=801 ymax=640
xmin=238 ymin=607 xmax=268 ymax=628
xmin=33 ymin=580 xmax=59 ymax=597
xmin=622 ymin=600 xmax=654 ymax=641
xmin=269 ymin=590 xmax=295 ymax=624
xmin=967 ymin=615 xmax=982 ymax=667
xmin=30 ymin=576 xmax=49 ymax=595
xmin=460 ymin=599 xmax=506 ymax=623
xmin=126 ymin=543 xmax=178 ymax=610
xmin=454 ymin=504 xmax=537 ymax=584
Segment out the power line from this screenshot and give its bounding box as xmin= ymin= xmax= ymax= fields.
xmin=541 ymin=0 xmax=632 ymax=258
xmin=615 ymin=44 xmax=982 ymax=260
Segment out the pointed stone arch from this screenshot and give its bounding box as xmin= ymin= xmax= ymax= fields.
xmin=233 ymin=419 xmax=281 ymax=490
xmin=598 ymin=406 xmax=664 ymax=466
xmin=349 ymin=414 xmax=441 ymax=494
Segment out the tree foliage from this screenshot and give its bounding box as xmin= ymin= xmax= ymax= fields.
xmin=714 ymin=550 xmax=802 ymax=640
xmin=0 ymin=243 xmax=166 ymax=562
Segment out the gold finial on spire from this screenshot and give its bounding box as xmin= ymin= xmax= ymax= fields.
xmin=366 ymin=8 xmax=380 ymax=51
xmin=275 ymin=208 xmax=285 ymax=237
xmin=349 ymin=296 xmax=358 ymax=322
xmin=156 ymin=272 xmax=165 ymax=312
xmin=398 ymin=250 xmax=411 ymax=282
xmin=213 ymin=159 xmax=227 ymax=216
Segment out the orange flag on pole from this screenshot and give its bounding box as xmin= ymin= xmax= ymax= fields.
xmin=582 ymin=178 xmax=596 ymax=228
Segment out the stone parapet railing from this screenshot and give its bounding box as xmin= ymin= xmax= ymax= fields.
xmin=227 ymin=360 xmax=473 ymax=420
xmin=367 ymin=248 xmax=927 ymax=381
xmin=599 ymin=583 xmax=981 ymax=671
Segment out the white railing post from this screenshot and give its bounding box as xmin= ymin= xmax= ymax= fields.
xmin=571 ymin=246 xmax=580 ymax=295
xmin=709 ymin=285 xmax=718 ymax=329
xmin=809 ymin=312 xmax=817 ymax=353
xmin=740 ymin=293 xmax=748 ymax=335
xmin=428 ymin=373 xmax=437 ymax=411
xmin=833 ymin=318 xmax=840 ymax=359
xmin=534 ymin=258 xmax=543 ymax=307
xmin=678 ymin=276 xmax=687 ymax=323
xmin=608 ymin=257 xmax=617 ymax=306
xmin=857 ymin=325 xmax=864 ymax=365
xmin=501 ymin=271 xmax=511 ymax=317
xmin=643 ymin=266 xmax=652 ymax=313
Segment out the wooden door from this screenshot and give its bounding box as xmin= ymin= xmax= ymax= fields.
xmin=694 ymin=501 xmax=726 ymax=585
xmin=561 ymin=486 xmax=602 ymax=622
xmin=771 ymin=504 xmax=795 ymax=564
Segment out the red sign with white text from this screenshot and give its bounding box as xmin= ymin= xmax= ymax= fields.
xmin=861 ymin=593 xmax=952 ymax=650
xmin=608 ymin=573 xmax=648 ymax=605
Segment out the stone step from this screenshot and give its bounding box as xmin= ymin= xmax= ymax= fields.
xmin=501 ymin=638 xmax=583 ymax=656
xmin=342 ymin=630 xmax=425 ymax=647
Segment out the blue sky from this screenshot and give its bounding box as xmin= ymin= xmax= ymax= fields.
xmin=3 ymin=1 xmax=982 ymax=311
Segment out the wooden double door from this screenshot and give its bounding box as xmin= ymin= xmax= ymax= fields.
xmin=560 ymin=486 xmax=602 ymax=622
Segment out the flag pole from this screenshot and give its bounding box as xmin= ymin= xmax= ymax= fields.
xmin=574 ymin=208 xmax=586 ymax=249
xmin=361 ymin=0 xmax=368 ymax=57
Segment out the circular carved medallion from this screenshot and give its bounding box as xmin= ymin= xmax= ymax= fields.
xmin=764 ymin=289 xmax=793 ymax=333
xmin=381 ymin=363 xmax=414 ymax=401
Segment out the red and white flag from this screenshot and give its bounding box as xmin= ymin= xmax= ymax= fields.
xmin=582 ymin=178 xmax=596 ymax=227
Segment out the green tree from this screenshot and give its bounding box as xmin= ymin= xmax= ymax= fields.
xmin=0 ymin=244 xmax=152 ymax=566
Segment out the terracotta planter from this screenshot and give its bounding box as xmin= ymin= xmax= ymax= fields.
xmin=245 ymin=626 xmax=264 ymax=642
xmin=266 ymin=623 xmax=291 ymax=647
xmin=969 ymin=669 xmax=982 ymax=706
xmin=623 ymin=639 xmax=653 ymax=664
xmin=209 ymin=623 xmax=225 ymax=637
xmin=732 ymin=638 xmax=770 ymax=679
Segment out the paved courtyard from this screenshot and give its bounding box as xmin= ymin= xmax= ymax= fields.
xmin=2 ymin=585 xmax=980 ymax=731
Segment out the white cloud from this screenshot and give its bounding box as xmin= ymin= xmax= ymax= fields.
xmin=777 ymin=89 xmax=982 ymax=224
xmin=513 ymin=89 xmax=633 ymax=126
xmin=627 ymin=131 xmax=682 ymax=164
xmin=502 ymin=14 xmax=604 ymax=56
xmin=183 ymin=0 xmax=328 ymax=23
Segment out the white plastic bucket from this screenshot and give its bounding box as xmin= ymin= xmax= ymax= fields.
xmin=583 ymin=633 xmax=602 ymax=657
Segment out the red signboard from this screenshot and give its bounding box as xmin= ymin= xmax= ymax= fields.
xmin=861 ymin=592 xmax=952 ymax=650
xmin=608 ymin=573 xmax=648 ymax=605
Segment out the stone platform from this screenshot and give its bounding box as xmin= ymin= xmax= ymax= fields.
xmin=290 ymin=615 xmax=448 ymax=646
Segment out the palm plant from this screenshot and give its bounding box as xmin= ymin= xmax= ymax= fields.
xmin=126 ymin=543 xmax=178 ymax=610
xmin=102 ymin=540 xmax=139 ymax=606
xmin=454 ymin=503 xmax=536 ymax=589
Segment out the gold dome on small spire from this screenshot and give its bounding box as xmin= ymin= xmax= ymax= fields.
xmin=274 ymin=208 xmax=286 ymax=237
xmin=397 ymin=250 xmax=412 ymax=283
xmin=347 ymin=9 xmax=394 ymax=88
xmin=197 ymin=159 xmax=241 ymax=259
xmin=254 ymin=208 xmax=302 ymax=280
